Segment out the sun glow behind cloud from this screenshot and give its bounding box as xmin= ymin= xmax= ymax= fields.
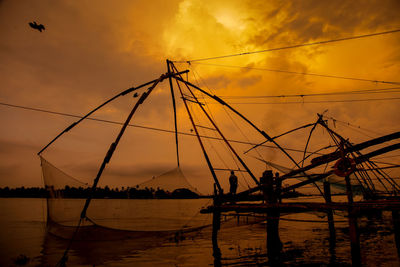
xmin=0 ymin=0 xmax=399 ymax=191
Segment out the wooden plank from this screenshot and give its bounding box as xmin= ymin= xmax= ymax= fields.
xmin=200 ymin=200 xmax=400 ymax=214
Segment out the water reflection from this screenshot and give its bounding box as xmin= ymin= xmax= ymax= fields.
xmin=1 ymin=198 xmax=399 ymax=266
xmin=40 ymin=230 xmax=173 ymax=266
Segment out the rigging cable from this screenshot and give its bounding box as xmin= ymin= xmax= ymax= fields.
xmin=185 ymin=74 xmax=253 ymax=189
xmin=173 ymin=29 xmax=400 ymax=63
xmin=210 ymin=96 xmax=400 ymax=105
xmin=3 ymin=101 xmax=399 ymax=161
xmin=191 ymin=65 xmax=262 ymax=188
xmin=190 ymin=64 xmax=266 ymax=161
xmin=185 ymin=62 xmax=400 ymax=85
xmin=190 ymin=71 xmax=252 ymax=189
xmin=217 ymin=87 xmax=400 ymax=99
xmin=323 ymin=115 xmax=383 ymax=137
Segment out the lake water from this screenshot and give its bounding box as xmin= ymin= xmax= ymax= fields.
xmin=0 ymin=197 xmax=399 ymax=266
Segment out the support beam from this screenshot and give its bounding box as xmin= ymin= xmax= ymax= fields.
xmin=171 ymin=73 xmax=325 ymax=195
xmin=166 ymin=59 xmax=180 ymax=167
xmin=312 ymin=131 xmax=400 ymax=165
xmin=212 ymin=184 xmax=222 ymax=267
xmin=81 ymin=77 xmax=162 ymax=219
xmin=38 ymin=70 xmax=188 ymax=155
xmin=344 ymin=171 xmax=361 ymax=266
xmin=324 ymin=181 xmax=336 ymax=251
xmin=173 ymin=74 xmax=223 ymax=193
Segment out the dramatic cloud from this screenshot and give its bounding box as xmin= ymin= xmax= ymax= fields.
xmin=1 ymin=0 xmax=399 ymax=193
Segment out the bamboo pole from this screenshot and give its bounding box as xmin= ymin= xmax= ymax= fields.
xmin=166 ymin=59 xmax=180 ymax=167
xmin=392 ymin=210 xmax=400 ymax=258
xmin=212 ymin=184 xmax=222 ymax=267
xmin=81 ymin=78 xmax=161 ymax=219
xmin=38 ymin=70 xmax=188 ymax=155
xmin=344 ymin=172 xmax=361 ymax=265
xmin=324 ymin=181 xmax=336 ymax=252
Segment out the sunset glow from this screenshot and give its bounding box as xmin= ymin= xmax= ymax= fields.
xmin=0 ymin=0 xmax=399 ymax=194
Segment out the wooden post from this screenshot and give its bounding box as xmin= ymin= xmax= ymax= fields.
xmin=263 ymin=171 xmax=282 ymax=265
xmin=344 ymin=174 xmax=361 ymax=266
xmin=266 ymin=208 xmax=281 ymax=265
xmin=212 ymin=184 xmax=221 ymax=267
xmin=392 ymin=210 xmax=400 ymax=258
xmin=324 ymin=181 xmax=336 ymax=247
xmin=212 ymin=209 xmax=221 ymax=267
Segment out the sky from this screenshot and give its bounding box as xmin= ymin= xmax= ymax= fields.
xmin=0 ymin=0 xmax=400 ymax=194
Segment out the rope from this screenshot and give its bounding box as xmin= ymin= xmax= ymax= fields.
xmin=324 ymin=115 xmax=384 ymax=137
xmin=207 ymin=96 xmax=400 ymax=105
xmin=190 ymin=64 xmax=266 ymax=179
xmin=173 ymin=29 xmax=400 ymax=63
xmin=216 ymin=87 xmax=400 ymax=99
xmin=190 ymin=67 xmax=256 ymax=188
xmin=55 ymin=218 xmax=83 ymax=267
xmin=0 ymin=101 xmax=314 ymax=154
xmin=188 ymin=62 xmax=400 ymax=85
xmin=178 ymin=198 xmax=213 ymax=232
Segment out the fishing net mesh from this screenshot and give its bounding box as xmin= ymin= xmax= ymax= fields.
xmin=41 ymin=156 xmax=211 ymax=240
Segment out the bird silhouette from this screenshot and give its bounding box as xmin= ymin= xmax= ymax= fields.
xmin=29 ymin=21 xmax=45 ymax=32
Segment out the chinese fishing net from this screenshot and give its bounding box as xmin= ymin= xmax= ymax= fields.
xmin=41 ymin=156 xmax=212 ymax=240
xmin=38 ymin=77 xmax=221 ymax=241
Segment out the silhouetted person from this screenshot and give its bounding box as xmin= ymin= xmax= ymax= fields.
xmin=260 ymin=170 xmax=274 ymax=202
xmin=29 ymin=21 xmax=45 ymax=32
xmin=229 ymin=171 xmax=238 ymax=195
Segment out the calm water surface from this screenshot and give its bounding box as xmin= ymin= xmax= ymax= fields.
xmin=0 ymin=197 xmax=399 ymax=266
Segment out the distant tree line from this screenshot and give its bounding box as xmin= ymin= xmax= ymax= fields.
xmin=0 ymin=186 xmax=200 ymax=199
xmin=0 ymin=187 xmax=47 ymax=198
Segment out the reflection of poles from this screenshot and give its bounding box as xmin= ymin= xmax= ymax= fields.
xmin=275 ymin=172 xmax=282 ymax=203
xmin=338 ymin=140 xmax=361 ymax=266
xmin=392 ymin=210 xmax=400 ymax=258
xmin=262 ymin=171 xmax=282 ymax=264
xmin=212 ymin=184 xmax=222 ymax=267
xmin=323 ymin=181 xmax=336 ymax=261
xmin=345 ymin=173 xmax=361 ymax=266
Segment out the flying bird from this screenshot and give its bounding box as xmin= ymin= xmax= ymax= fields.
xmin=29 ymin=21 xmax=45 ymax=32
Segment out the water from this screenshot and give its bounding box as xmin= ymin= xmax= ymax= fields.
xmin=0 ymin=198 xmax=399 ymax=266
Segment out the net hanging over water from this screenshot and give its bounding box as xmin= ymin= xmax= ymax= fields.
xmin=137 ymin=167 xmax=202 ymax=195
xmin=38 ymin=66 xmax=400 ymax=245
xmin=41 ymin=156 xmax=211 ymax=240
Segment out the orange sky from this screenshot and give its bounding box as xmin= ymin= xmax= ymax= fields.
xmin=0 ymin=0 xmax=399 ymax=194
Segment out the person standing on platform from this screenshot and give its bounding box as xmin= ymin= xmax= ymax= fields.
xmin=229 ymin=171 xmax=238 ymax=195
xmin=260 ymin=170 xmax=274 ymax=202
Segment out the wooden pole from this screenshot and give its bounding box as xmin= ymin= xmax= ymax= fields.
xmin=173 ymin=77 xmax=223 ymax=192
xmin=392 ymin=210 xmax=400 ymax=258
xmin=166 ymin=59 xmax=180 ymax=167
xmin=344 ymin=174 xmax=361 ymax=266
xmin=324 ymin=181 xmax=336 ymax=255
xmin=80 ymin=78 xmax=161 ymax=219
xmin=38 ymin=70 xmax=188 ymax=155
xmin=264 ymin=172 xmax=282 ymax=265
xmin=212 ymin=184 xmax=222 ymax=267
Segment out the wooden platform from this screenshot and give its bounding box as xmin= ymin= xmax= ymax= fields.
xmin=201 ymin=199 xmax=400 ymax=214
